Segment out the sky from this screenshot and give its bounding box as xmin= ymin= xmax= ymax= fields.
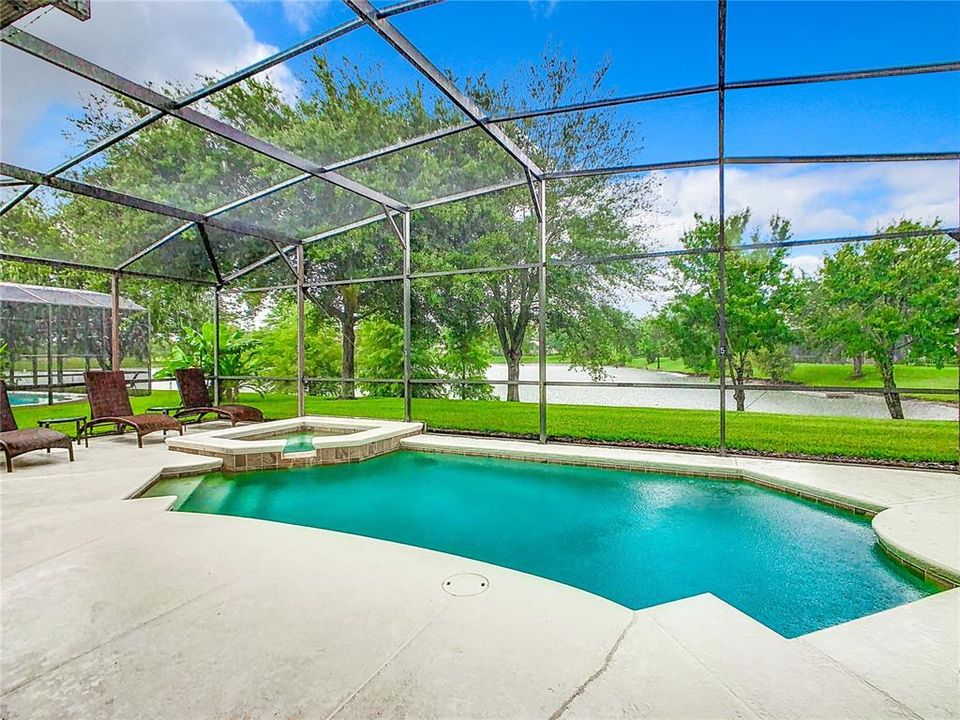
xmin=1 ymin=0 xmax=958 ymax=282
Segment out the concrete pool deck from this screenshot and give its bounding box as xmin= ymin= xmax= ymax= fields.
xmin=1 ymin=426 xmax=958 ymax=719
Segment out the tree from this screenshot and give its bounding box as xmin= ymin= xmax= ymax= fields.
xmin=662 ymin=210 xmax=804 ymax=411
xmin=213 ymin=59 xmax=466 ymax=400
xmin=812 ymin=220 xmax=957 ymax=419
xmin=253 ymin=298 xmax=341 ymax=397
xmin=412 ymin=50 xmax=656 ymax=400
xmin=553 ymin=305 xmax=643 ymax=369
xmin=3 ymin=48 xmax=655 ymax=404
xmin=354 ymin=316 xmax=446 ymax=398
xmin=636 ymin=316 xmax=674 ymax=369
xmin=416 ymin=274 xmax=494 ymax=400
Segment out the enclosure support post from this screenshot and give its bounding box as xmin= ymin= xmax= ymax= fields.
xmin=296 ymin=243 xmax=306 ymax=417
xmin=146 ymin=310 xmax=153 ymax=396
xmin=538 ymin=179 xmax=548 ymax=444
xmin=110 ymin=273 xmax=121 ymax=373
xmin=402 ymin=211 xmax=412 ymax=422
xmin=46 ymin=305 xmax=53 ymax=405
xmin=212 ymin=287 xmax=221 ymax=405
xmin=716 ymin=0 xmax=729 ymax=456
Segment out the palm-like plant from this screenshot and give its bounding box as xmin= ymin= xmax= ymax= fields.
xmin=156 ymin=323 xmax=264 ymax=401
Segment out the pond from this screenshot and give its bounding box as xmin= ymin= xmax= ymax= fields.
xmin=486 ymin=364 xmax=955 ymax=420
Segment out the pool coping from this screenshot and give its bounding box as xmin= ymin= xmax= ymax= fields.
xmin=400 ymin=434 xmax=960 ymax=588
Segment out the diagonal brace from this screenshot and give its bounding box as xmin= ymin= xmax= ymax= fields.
xmin=2 ymin=27 xmax=408 ymax=212
xmin=342 ymin=0 xmax=544 ymax=179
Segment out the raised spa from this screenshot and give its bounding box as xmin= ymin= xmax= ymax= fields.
xmin=165 ymin=415 xmax=423 ymax=471
xmin=141 ymin=450 xmax=940 ymax=637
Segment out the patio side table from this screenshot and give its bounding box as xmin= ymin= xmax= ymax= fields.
xmin=37 ymin=415 xmax=86 ymax=443
xmin=146 ymin=405 xmax=182 ymax=416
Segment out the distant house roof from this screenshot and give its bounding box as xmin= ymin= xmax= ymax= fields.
xmin=0 ymin=282 xmax=145 ymax=312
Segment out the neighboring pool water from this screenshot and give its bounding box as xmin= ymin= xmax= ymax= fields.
xmin=8 ymin=391 xmax=75 ymax=406
xmin=141 ymin=451 xmax=939 ymax=637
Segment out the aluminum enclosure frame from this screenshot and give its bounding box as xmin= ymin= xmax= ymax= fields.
xmin=1 ymin=0 xmax=957 ymax=461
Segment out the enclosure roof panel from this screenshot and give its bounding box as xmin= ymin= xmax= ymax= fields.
xmin=0 ymin=0 xmax=957 ymax=281
xmin=0 ymin=281 xmax=145 ymax=311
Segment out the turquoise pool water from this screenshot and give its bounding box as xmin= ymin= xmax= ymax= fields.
xmin=281 ymin=432 xmax=316 ymax=454
xmin=141 ymin=451 xmax=938 ymax=637
xmin=239 ymin=429 xmax=346 ymax=454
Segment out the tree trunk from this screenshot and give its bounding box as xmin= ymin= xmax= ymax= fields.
xmin=852 ymin=353 xmax=864 ymax=379
xmin=733 ymin=378 xmax=746 ymax=412
xmin=728 ymin=356 xmax=746 ymax=411
xmin=877 ymin=356 xmax=904 ymax=419
xmin=221 ymin=381 xmax=238 ymax=402
xmin=506 ymin=350 xmax=521 ymax=402
xmin=490 ymin=271 xmax=535 ymax=402
xmin=656 ymin=354 xmax=660 ymax=370
xmin=339 ymin=290 xmax=358 ymax=400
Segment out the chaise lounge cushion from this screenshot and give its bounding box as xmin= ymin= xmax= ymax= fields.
xmin=0 ymin=427 xmax=73 ymax=456
xmin=81 ymin=371 xmax=183 ymax=445
xmin=174 ymin=368 xmax=264 ymax=424
xmin=209 ymin=404 xmax=263 ymax=423
xmin=113 ymin=413 xmax=182 ymax=434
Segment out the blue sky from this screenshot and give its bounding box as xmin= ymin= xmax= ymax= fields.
xmin=7 ymin=1 xmax=958 ymax=167
xmin=230 ymin=0 xmax=960 ymax=160
xmin=3 ymin=0 xmax=958 ymax=264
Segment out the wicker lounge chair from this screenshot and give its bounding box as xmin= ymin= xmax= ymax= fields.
xmin=0 ymin=380 xmax=74 ymax=472
xmin=174 ymin=368 xmax=264 ymax=426
xmin=80 ymin=370 xmax=182 ymax=447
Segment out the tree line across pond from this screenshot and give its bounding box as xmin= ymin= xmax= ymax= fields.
xmin=146 ymin=210 xmax=953 ymax=421
xmin=637 ymin=214 xmax=956 ymax=420
xmin=1 ymin=50 xmax=955 ymax=420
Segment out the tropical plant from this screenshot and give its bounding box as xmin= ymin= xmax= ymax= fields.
xmin=155 ymin=322 xmax=263 ymax=401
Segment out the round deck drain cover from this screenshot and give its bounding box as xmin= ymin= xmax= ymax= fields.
xmin=442 ymin=573 xmax=489 ymax=596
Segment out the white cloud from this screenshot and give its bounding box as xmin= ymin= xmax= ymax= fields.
xmin=1 ymin=0 xmax=294 ymax=169
xmin=786 ymin=254 xmax=823 ymax=278
xmin=281 ymin=0 xmax=335 ymax=34
xmin=636 ymin=161 xmax=958 ymax=250
xmin=527 ymin=0 xmax=559 ymax=19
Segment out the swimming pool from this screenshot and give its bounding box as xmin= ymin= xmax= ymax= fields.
xmin=141 ymin=451 xmax=939 ymax=637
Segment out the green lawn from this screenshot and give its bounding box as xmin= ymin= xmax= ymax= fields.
xmin=518 ymin=354 xmax=569 ymax=365
xmin=11 ymin=391 xmax=957 ymax=465
xmin=627 ymin=359 xmax=957 ymax=401
xmin=787 ymin=363 xmax=956 ymax=390
xmin=624 ymin=357 xmax=692 ymax=373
